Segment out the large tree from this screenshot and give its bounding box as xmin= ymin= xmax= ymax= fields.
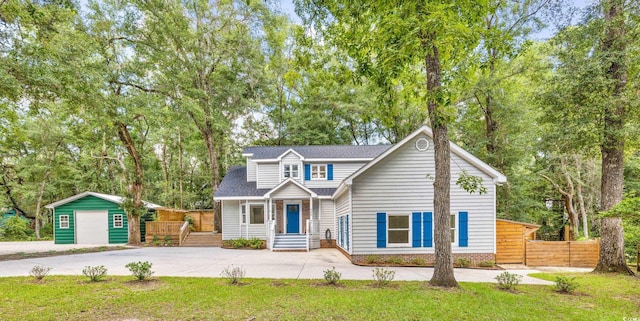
xmin=298 ymin=0 xmax=489 ymax=287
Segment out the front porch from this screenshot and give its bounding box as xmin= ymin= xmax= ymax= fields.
xmin=266 ymin=199 xmax=321 ymax=251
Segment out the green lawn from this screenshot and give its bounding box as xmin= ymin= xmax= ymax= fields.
xmin=1 ymin=273 xmax=639 ymax=320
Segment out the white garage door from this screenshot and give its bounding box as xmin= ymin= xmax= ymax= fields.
xmin=75 ymin=210 xmax=109 ymax=244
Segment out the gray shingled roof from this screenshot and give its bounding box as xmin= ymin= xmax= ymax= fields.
xmin=215 ymin=166 xmax=336 ymax=198
xmin=244 ymin=145 xmax=391 ymax=160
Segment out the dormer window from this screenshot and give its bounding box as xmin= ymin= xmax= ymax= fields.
xmin=283 ymin=164 xmax=299 ymax=179
xmin=311 ymin=164 xmax=327 ymax=180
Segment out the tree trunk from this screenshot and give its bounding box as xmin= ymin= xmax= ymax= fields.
xmin=116 ymin=122 xmax=144 ymax=245
xmin=595 ymin=0 xmax=632 ymax=275
xmin=422 ymin=31 xmax=457 ymax=288
xmin=178 ymin=129 xmax=184 ymax=209
xmin=575 ymin=156 xmax=589 ymax=239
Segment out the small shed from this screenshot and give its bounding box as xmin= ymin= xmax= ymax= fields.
xmin=45 ymin=191 xmax=161 ymax=245
xmin=495 ymin=219 xmax=541 ymax=264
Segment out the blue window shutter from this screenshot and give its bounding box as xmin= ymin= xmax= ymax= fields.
xmin=459 ymin=211 xmax=468 ymax=247
xmin=346 ymin=215 xmax=350 ymax=250
xmin=412 ymin=212 xmax=422 ymax=247
xmin=304 ymin=164 xmax=311 ymax=180
xmin=327 ymin=164 xmax=334 ymax=180
xmin=376 ymin=212 xmax=386 ymax=248
xmin=423 ymin=212 xmax=433 ymax=247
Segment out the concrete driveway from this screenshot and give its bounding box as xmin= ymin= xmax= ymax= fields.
xmin=0 ymin=245 xmax=552 ymax=285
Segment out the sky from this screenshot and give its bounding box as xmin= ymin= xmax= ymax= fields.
xmin=276 ymin=0 xmax=595 ymax=40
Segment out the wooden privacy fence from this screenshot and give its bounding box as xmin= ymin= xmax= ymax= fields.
xmin=525 ymin=239 xmax=600 ymax=268
xmin=145 ymin=221 xmax=189 ymax=246
xmin=156 ymin=208 xmax=215 ymax=232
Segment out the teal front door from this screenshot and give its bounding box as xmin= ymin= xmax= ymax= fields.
xmin=286 ymin=204 xmax=300 ymax=234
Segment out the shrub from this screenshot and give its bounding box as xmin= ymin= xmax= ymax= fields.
xmin=366 ymin=255 xmax=382 ymax=264
xmin=323 ymin=267 xmax=341 ymax=285
xmin=152 ymin=234 xmax=161 ymax=246
xmin=372 ymin=267 xmax=395 ymax=287
xmin=249 ymin=237 xmax=263 ymax=249
xmin=222 ymin=240 xmax=234 ymax=248
xmin=221 ymin=265 xmax=245 ymax=284
xmin=495 ymin=271 xmax=522 ymax=290
xmin=232 ymin=238 xmax=250 ymax=248
xmin=1 ymin=216 xmax=33 ymax=240
xmin=455 ymin=258 xmax=471 ymax=268
xmin=29 ymin=265 xmax=52 ymax=280
xmin=125 ymin=261 xmax=154 ymax=281
xmin=385 ymin=256 xmax=404 ymax=265
xmin=184 ymin=214 xmax=195 ymax=231
xmin=409 ymin=257 xmax=427 ymax=266
xmin=39 ymin=223 xmax=53 ymax=238
xmin=82 ymin=265 xmax=107 ymax=282
xmin=554 ymin=276 xmax=578 ymax=293
xmin=478 ymin=260 xmax=496 ymax=268
xmin=163 ymin=235 xmax=172 ymax=246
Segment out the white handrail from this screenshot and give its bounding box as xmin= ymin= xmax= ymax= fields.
xmin=306 ymin=219 xmax=310 ymax=252
xmin=269 ymin=220 xmax=276 ymax=251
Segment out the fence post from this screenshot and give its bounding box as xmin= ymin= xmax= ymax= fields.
xmin=637 ymin=244 xmax=639 ymax=272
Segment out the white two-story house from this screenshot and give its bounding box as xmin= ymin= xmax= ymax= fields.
xmin=214 ymin=126 xmax=506 ymax=265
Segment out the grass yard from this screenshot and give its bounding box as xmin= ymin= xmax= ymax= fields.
xmin=1 ymin=273 xmax=639 ymax=320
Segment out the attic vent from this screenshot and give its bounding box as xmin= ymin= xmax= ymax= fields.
xmin=415 ymin=137 xmax=430 ymax=151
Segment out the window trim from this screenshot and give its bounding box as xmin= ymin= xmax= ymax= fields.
xmin=249 ymin=204 xmax=265 ymax=225
xmin=450 ymin=212 xmax=457 ymax=245
xmin=311 ymin=164 xmax=327 ymax=180
xmin=240 ymin=203 xmax=247 ymax=225
xmin=113 ymin=214 xmax=124 ymax=228
xmin=387 ymin=214 xmax=411 ymax=247
xmin=283 ymin=163 xmax=300 ymax=179
xmin=59 ymin=215 xmax=70 ymax=229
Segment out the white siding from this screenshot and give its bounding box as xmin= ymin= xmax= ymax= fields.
xmin=334 ymin=189 xmax=351 ymax=253
xmin=281 ymin=152 xmax=303 ymax=184
xmin=350 ymin=134 xmax=496 ymax=255
xmin=223 ymin=200 xmax=268 ymax=240
xmin=270 ymin=183 xmax=312 ymax=199
xmin=304 ymin=162 xmax=366 ymax=188
xmin=247 ymin=158 xmax=256 ymax=182
xmin=319 ymin=199 xmax=335 ymax=239
xmin=257 ymin=163 xmax=279 ymax=189
xmin=222 ymin=200 xmax=240 ymax=240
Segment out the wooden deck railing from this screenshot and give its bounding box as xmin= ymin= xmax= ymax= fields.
xmin=146 ymin=221 xmax=190 ymax=246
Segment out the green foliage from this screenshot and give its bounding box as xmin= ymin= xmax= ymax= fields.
xmin=227 ymin=237 xmax=263 ymax=249
xmin=125 ymin=261 xmax=154 ymax=281
xmin=0 ymin=216 xmax=33 ymax=240
xmin=554 ymin=276 xmax=578 ymax=293
xmin=495 ymin=272 xmax=522 ymax=291
xmin=163 ymin=235 xmax=172 ymax=246
xmin=409 ymin=257 xmax=427 ymax=266
xmin=220 ymin=265 xmax=246 ymax=285
xmin=366 ymin=255 xmax=382 ymax=264
xmin=372 ymin=267 xmax=395 ymax=287
xmin=152 ymin=234 xmax=161 ymax=246
xmin=29 ymin=265 xmax=52 ymax=280
xmin=455 ymin=258 xmax=471 ymax=268
xmin=82 ymin=265 xmax=107 ymax=282
xmin=456 ymin=171 xmax=487 ymax=195
xmin=323 ymin=266 xmax=341 ymax=285
xmin=478 ymin=260 xmax=496 ymax=268
xmin=384 ymin=256 xmax=404 ymax=265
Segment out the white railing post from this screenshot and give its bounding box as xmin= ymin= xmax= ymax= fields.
xmin=269 ymin=220 xmax=275 ymax=251
xmin=306 ymin=219 xmax=310 ymax=251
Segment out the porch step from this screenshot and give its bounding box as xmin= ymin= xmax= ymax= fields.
xmin=272 ymin=234 xmax=307 ymax=251
xmin=181 ymin=232 xmax=222 ymax=247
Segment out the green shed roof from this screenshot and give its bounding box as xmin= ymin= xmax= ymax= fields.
xmin=45 ymin=191 xmax=161 ymax=209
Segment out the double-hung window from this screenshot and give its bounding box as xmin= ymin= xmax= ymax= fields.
xmin=311 ymin=164 xmax=326 ymax=180
xmin=450 ymin=213 xmax=457 ymax=243
xmin=59 ymin=215 xmax=69 ymax=229
xmin=387 ymin=214 xmax=410 ymax=245
xmin=249 ymin=204 xmax=265 ymax=224
xmin=283 ymin=164 xmax=299 ymax=179
xmin=113 ymin=214 xmax=124 ymax=228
